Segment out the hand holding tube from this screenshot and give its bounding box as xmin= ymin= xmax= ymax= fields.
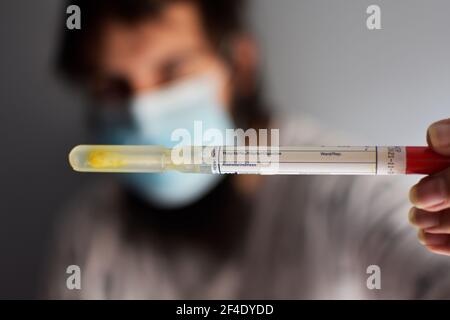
xmin=409 ymin=118 xmax=450 ymax=256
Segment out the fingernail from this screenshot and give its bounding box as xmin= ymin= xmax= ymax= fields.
xmin=429 ymin=122 xmax=450 ymax=148
xmin=418 ymin=230 xmax=449 ymax=246
xmin=409 ymin=207 xmax=440 ymax=228
xmin=408 ymin=207 xmax=416 ymax=225
xmin=410 ymin=178 xmax=448 ymax=209
xmin=417 ymin=229 xmax=426 ymax=245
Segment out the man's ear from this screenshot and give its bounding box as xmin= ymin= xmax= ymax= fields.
xmin=228 ymin=34 xmax=259 ymax=96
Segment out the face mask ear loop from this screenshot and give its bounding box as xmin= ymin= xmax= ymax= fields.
xmin=218 ymin=38 xmax=248 ymax=132
xmin=217 ymin=38 xmax=239 ymax=91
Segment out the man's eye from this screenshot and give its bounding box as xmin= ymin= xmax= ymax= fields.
xmin=158 ymin=59 xmax=192 ymax=85
xmin=159 ymin=64 xmax=181 ymax=84
xmin=93 ymin=78 xmax=130 ymax=104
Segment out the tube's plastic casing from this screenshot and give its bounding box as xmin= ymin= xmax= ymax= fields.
xmin=406 ymin=147 xmax=450 ymax=175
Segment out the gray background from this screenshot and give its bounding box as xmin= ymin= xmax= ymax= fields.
xmin=0 ymin=0 xmax=449 ymax=298
xmin=250 ymin=0 xmax=450 ymax=144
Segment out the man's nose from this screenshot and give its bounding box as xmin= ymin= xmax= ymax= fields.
xmin=129 ymin=74 xmax=159 ymax=96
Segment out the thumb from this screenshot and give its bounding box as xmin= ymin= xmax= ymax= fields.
xmin=427 ymin=118 xmax=450 ymax=156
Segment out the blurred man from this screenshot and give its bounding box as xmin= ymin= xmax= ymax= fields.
xmin=47 ymin=0 xmax=450 ymax=299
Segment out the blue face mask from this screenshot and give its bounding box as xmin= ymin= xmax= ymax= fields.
xmin=95 ymin=75 xmax=234 ymax=209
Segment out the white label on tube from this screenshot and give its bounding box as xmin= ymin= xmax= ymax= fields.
xmin=210 ymin=146 xmax=406 ymax=175
xmin=376 ymin=146 xmax=406 ymax=175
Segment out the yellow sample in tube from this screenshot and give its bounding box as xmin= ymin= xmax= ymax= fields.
xmin=88 ymin=151 xmax=127 ymax=169
xmin=69 ymin=145 xmax=170 ymax=173
xmin=69 ymin=145 xmax=210 ymax=173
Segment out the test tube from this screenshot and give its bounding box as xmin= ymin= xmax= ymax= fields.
xmin=69 ymin=145 xmax=450 ymax=175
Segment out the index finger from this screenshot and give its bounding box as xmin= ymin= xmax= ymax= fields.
xmin=427 ymin=118 xmax=450 ymax=156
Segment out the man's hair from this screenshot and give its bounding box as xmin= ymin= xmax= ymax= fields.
xmin=57 ymin=0 xmax=246 ymax=82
